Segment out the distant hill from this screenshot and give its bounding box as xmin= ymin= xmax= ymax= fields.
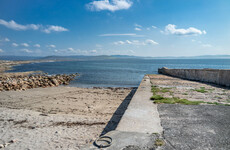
xmin=1 ymin=54 xmax=230 ymax=61
xmin=193 ymin=55 xmax=230 ymax=59
xmin=40 ymin=55 xmax=141 ymax=61
xmin=0 ymin=56 xmax=42 ymax=61
xmin=151 ymin=55 xmax=230 ymax=59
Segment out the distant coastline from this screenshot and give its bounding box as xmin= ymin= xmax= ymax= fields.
xmin=0 ymin=59 xmax=56 ymax=73
xmin=1 ymin=54 xmax=230 ymax=62
xmin=0 ymin=60 xmax=36 ymax=73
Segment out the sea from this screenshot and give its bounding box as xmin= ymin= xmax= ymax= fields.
xmin=7 ymin=58 xmax=230 ymax=88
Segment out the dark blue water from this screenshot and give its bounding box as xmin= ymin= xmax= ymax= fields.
xmin=9 ymin=59 xmax=230 ymax=87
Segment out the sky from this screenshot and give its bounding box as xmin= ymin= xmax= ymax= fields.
xmin=0 ymin=0 xmax=229 ymax=57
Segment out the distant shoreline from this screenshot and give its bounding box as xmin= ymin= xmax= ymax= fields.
xmin=0 ymin=60 xmax=34 ymax=73
xmin=0 ymin=59 xmax=59 ymax=75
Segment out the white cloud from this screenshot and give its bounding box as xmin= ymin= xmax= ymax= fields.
xmin=134 ymin=24 xmax=142 ymax=28
xmin=0 ymin=19 xmax=68 ymax=34
xmin=12 ymin=43 xmax=18 ymax=47
xmin=0 ymin=37 xmax=10 ymax=42
xmin=90 ymin=50 xmax=97 ymax=53
xmin=100 ymin=33 xmax=136 ymax=36
xmin=21 ymin=43 xmax=29 ymax=47
xmin=134 ymin=27 xmax=142 ymax=31
xmin=42 ymin=25 xmax=68 ymax=33
xmin=34 ymin=44 xmax=40 ymax=48
xmin=99 ymin=33 xmax=144 ymax=37
xmin=87 ymin=0 xmax=133 ymax=12
xmin=164 ymin=24 xmax=206 ymax=36
xmin=146 ymin=26 xmax=157 ymax=30
xmin=0 ymin=49 xmax=4 ymax=53
xmin=134 ymin=24 xmax=142 ymax=31
xmin=57 ymin=48 xmax=98 ymax=55
xmin=66 ymin=48 xmax=82 ymax=53
xmin=21 ymin=49 xmax=32 ymax=53
xmin=114 ymin=39 xmax=158 ymax=45
xmin=4 ymin=38 xmax=10 ymax=42
xmin=129 ymin=40 xmax=143 ymax=45
xmin=202 ymin=44 xmax=212 ymax=48
xmin=126 ymin=40 xmax=132 ymax=44
xmin=80 ymin=50 xmax=89 ymax=54
xmin=68 ymin=47 xmax=74 ymax=51
xmin=47 ymin=45 xmax=56 ymax=48
xmin=68 ymin=48 xmax=88 ymax=54
xmin=0 ymin=19 xmax=39 ymax=30
xmin=128 ymin=50 xmax=135 ymax=53
xmin=145 ymin=39 xmax=159 ymax=45
xmin=114 ymin=41 xmax=126 ymax=45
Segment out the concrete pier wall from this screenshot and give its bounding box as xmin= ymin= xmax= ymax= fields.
xmin=158 ymin=67 xmax=230 ymax=87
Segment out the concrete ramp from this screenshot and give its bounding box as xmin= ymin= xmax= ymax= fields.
xmin=116 ymin=75 xmax=163 ymax=134
xmin=82 ymin=75 xmax=163 ymax=149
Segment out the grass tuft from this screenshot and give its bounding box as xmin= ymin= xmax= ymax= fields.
xmin=206 ymin=102 xmax=230 ymax=106
xmin=150 ymin=95 xmax=164 ymax=100
xmin=151 ymin=85 xmax=230 ymax=106
xmin=155 ymin=139 xmax=165 ymax=146
xmin=151 ymin=86 xmax=172 ymax=94
xmin=153 ymin=97 xmax=205 ymax=105
xmin=194 ymin=87 xmax=208 ymax=93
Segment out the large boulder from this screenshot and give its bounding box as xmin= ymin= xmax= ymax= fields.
xmin=51 ymin=78 xmax=59 ymax=86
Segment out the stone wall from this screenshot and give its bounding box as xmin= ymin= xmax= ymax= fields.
xmin=158 ymin=67 xmax=230 ymax=87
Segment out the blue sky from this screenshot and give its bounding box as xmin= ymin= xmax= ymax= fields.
xmin=0 ymin=0 xmax=229 ymax=57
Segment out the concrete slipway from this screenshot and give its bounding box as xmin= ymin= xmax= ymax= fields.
xmin=82 ymin=76 xmax=163 ymax=149
xmin=82 ymin=75 xmax=230 ymax=150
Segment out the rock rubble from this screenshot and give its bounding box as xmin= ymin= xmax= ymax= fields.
xmin=0 ymin=73 xmax=78 ymax=91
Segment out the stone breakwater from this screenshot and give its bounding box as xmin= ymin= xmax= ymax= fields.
xmin=0 ymin=73 xmax=79 ymax=91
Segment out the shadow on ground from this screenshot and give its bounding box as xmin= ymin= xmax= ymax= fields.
xmin=100 ymin=88 xmax=137 ymax=136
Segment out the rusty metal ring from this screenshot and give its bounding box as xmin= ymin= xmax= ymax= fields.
xmin=94 ymin=136 xmax=112 ymax=148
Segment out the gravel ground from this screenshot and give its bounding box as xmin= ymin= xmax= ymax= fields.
xmin=0 ymin=86 xmax=134 ymax=149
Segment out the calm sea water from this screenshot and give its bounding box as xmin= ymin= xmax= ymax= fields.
xmin=9 ymin=59 xmax=230 ymax=87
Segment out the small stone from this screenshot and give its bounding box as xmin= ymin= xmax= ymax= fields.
xmin=0 ymin=144 xmax=4 ymax=148
xmin=39 ymin=113 xmax=48 ymax=116
xmin=9 ymin=139 xmax=16 ymax=143
xmin=28 ymin=126 xmax=36 ymax=129
xmin=3 ymin=143 xmax=10 ymax=147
